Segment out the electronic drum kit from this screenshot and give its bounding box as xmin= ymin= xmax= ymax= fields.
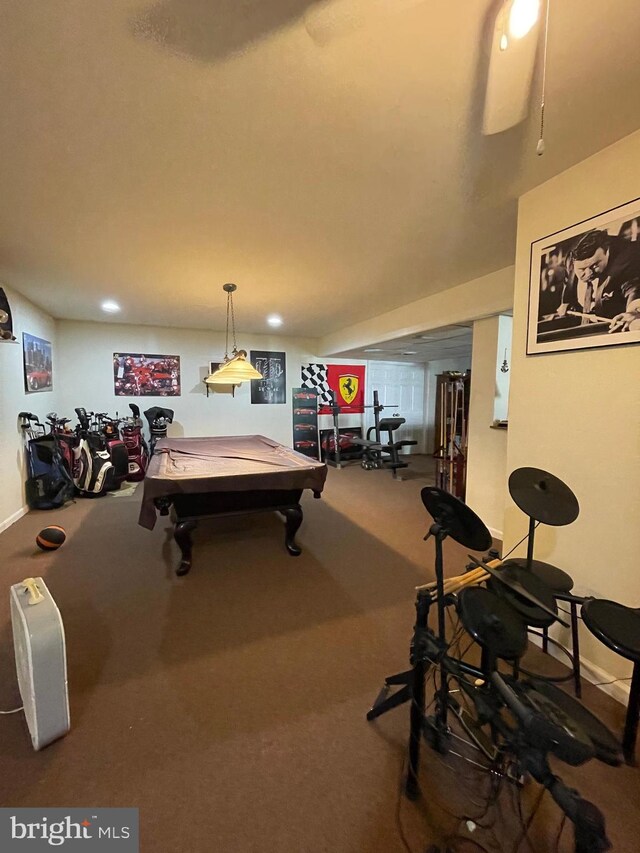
xmin=367 ymin=467 xmax=624 ymax=853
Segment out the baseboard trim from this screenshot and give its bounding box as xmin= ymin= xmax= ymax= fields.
xmin=529 ymin=632 xmax=630 ymax=706
xmin=0 ymin=505 xmax=28 ymax=534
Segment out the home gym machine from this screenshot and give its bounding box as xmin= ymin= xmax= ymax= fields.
xmin=432 ymin=371 xmax=469 ymax=499
xmin=322 ymin=389 xmax=417 ymax=478
xmin=366 ymin=485 xmax=621 ymax=853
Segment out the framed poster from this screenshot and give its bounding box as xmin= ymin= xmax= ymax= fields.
xmin=23 ymin=333 xmax=53 ymax=393
xmin=250 ymin=350 xmax=286 ymax=404
xmin=527 ymin=198 xmax=640 ymax=355
xmin=113 ymin=353 xmax=181 ymax=396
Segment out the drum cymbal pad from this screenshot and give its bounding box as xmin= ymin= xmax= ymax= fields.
xmin=508 ymin=467 xmax=579 ymax=526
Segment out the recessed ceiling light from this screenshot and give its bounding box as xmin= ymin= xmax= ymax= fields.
xmin=267 ymin=314 xmax=283 ymax=328
xmin=402 ymin=351 xmax=417 ymax=355
xmin=101 ymin=300 xmax=121 ymax=314
xmin=364 ymin=348 xmax=385 ymax=352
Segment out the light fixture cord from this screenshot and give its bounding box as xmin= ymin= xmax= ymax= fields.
xmin=224 ymin=291 xmax=231 ymax=360
xmin=229 ymin=290 xmax=237 ymax=355
xmin=537 ymin=0 xmax=551 ymax=155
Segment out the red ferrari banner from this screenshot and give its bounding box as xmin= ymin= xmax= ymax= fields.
xmin=321 ymin=364 xmax=366 ymax=414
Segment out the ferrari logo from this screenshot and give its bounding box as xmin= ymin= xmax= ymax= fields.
xmin=339 ymin=375 xmax=359 ymax=405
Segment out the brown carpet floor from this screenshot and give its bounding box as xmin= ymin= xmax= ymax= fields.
xmin=0 ymin=456 xmax=638 ymax=852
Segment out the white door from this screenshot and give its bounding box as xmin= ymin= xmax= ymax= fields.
xmin=365 ymin=362 xmax=426 ymax=453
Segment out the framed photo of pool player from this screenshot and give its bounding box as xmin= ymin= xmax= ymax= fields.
xmin=526 ymin=197 xmax=640 ymax=355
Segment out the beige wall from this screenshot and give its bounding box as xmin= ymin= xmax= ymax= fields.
xmin=55 ymin=320 xmax=326 ymax=449
xmin=0 ymin=285 xmax=59 ymax=531
xmin=506 ymin=130 xmax=640 ymax=688
xmin=466 ymin=316 xmax=509 ymax=538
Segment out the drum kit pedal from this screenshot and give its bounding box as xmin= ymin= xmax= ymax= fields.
xmin=366 ymin=467 xmax=624 ymax=853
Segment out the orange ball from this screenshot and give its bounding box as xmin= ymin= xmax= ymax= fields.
xmin=36 ymin=525 xmax=66 ymax=551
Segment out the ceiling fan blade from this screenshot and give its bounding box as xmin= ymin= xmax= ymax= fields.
xmin=482 ymin=1 xmax=543 ymax=135
xmin=304 ymin=0 xmax=425 ymax=46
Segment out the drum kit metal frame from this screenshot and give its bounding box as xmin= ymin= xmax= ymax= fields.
xmin=366 ymin=469 xmax=623 ymax=853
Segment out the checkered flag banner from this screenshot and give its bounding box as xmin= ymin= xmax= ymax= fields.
xmin=301 ymin=363 xmax=333 ymax=408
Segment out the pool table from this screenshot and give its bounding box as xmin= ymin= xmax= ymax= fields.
xmin=138 ymin=435 xmax=327 ymax=575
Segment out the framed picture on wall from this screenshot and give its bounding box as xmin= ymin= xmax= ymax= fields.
xmin=113 ymin=353 xmax=181 ymax=396
xmin=22 ymin=333 xmax=53 ymax=393
xmin=527 ymin=197 xmax=640 ymax=355
xmin=250 ymin=351 xmax=286 ymax=404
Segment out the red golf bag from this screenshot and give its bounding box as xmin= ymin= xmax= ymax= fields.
xmin=99 ymin=415 xmax=129 ymax=489
xmin=122 ymin=404 xmax=149 ymax=482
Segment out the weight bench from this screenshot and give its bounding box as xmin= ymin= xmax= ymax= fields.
xmin=352 ymin=417 xmax=417 ymax=479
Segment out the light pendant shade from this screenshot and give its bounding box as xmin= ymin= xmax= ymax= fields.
xmin=207 ymin=350 xmax=262 ymax=385
xmin=206 ymin=283 xmax=263 ymax=388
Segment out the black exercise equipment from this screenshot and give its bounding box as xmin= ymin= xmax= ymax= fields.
xmin=338 ymin=391 xmax=418 ymax=480
xmin=356 ymin=416 xmax=418 ymax=479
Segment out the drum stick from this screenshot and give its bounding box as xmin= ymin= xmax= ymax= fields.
xmin=416 ymin=560 xmax=501 ymax=593
xmin=442 ymin=567 xmax=486 ymax=590
xmin=443 ymin=571 xmax=489 ymax=596
xmin=416 ymin=567 xmax=484 ymax=592
xmin=443 ymin=569 xmax=487 ymax=591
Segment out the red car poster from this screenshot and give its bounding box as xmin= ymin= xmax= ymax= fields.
xmin=23 ymin=332 xmax=53 ymax=393
xmin=113 ymin=353 xmax=181 ymax=396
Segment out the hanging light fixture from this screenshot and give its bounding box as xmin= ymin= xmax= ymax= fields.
xmin=205 ymin=284 xmax=263 ymax=387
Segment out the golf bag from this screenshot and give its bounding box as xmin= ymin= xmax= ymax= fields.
xmin=73 ymin=408 xmax=114 ymax=496
xmin=144 ymin=407 xmax=174 ymax=455
xmin=45 ymin=413 xmax=75 ymax=480
xmin=99 ymin=415 xmax=129 ymax=489
xmin=121 ymin=404 xmax=149 ymax=482
xmin=19 ymin=413 xmax=75 ymax=510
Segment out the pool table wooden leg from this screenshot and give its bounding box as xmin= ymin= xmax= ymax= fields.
xmin=281 ymin=506 xmax=303 ymax=556
xmin=174 ymin=519 xmax=197 ymax=575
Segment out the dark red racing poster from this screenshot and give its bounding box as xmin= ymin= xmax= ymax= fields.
xmin=324 ymin=364 xmax=365 ymax=414
xmin=113 ymin=353 xmax=181 ymax=396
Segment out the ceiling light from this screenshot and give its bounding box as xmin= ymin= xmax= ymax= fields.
xmin=101 ymin=300 xmax=121 ymax=313
xmin=205 ymin=284 xmax=263 ymax=386
xmin=364 ymin=348 xmax=385 ymax=352
xmin=508 ymin=0 xmax=540 ymax=39
xmin=402 ymin=351 xmax=417 ymax=355
xmin=267 ymin=314 xmax=283 ymax=328
xmin=499 ymin=33 xmax=509 ymax=50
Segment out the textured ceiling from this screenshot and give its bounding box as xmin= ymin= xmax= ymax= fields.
xmin=337 ymin=324 xmax=474 ymax=363
xmin=1 ymin=0 xmax=639 ymax=339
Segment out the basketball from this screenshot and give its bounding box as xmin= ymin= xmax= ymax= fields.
xmin=36 ymin=525 xmax=66 ymax=551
